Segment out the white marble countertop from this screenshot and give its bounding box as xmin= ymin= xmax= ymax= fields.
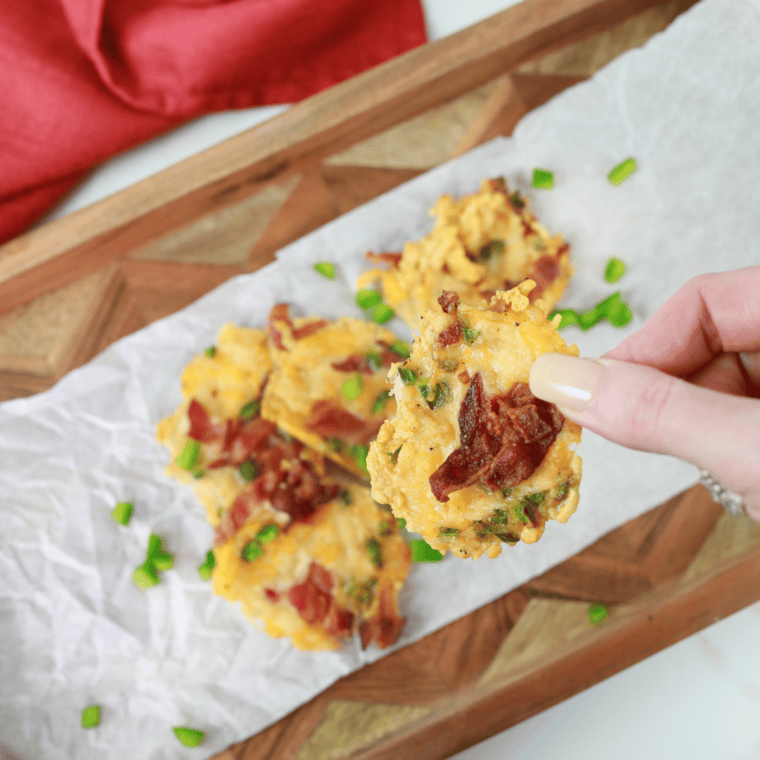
xmin=35 ymin=1 xmax=760 ymax=758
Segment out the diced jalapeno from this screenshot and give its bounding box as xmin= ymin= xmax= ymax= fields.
xmin=256 ymin=524 xmax=279 ymax=544
xmin=366 ymin=538 xmax=383 ymax=569
xmin=204 ymin=346 xmax=216 ymax=358
xmin=608 ymin=157 xmax=637 ymax=186
xmin=241 ymin=541 xmax=264 ymax=562
xmin=341 ymin=374 xmax=364 ymax=400
xmin=410 ymin=539 xmax=443 ymax=562
xmin=81 ymin=705 xmax=100 ymax=729
xmin=372 ymin=390 xmax=391 ymax=415
xmin=398 ymin=367 xmax=417 ymax=385
xmin=531 ymin=168 xmax=554 ymax=189
xmin=239 ymin=399 xmax=260 ymax=420
xmin=588 ymin=603 xmax=609 ymax=625
xmin=371 ymin=303 xmax=395 ymax=324
xmin=176 ymin=439 xmax=199 ymax=471
xmin=197 ymin=550 xmax=216 ymax=581
xmin=173 ymin=727 xmax=206 ymax=747
xmin=239 ymin=461 xmax=258 ymax=482
xmin=604 ymin=257 xmax=627 ymax=283
xmin=112 ymin=501 xmax=133 ymax=525
xmin=356 ymin=289 xmax=382 ymax=309
xmin=313 ymin=261 xmax=337 ymax=279
xmin=390 ymin=339 xmax=411 ymax=359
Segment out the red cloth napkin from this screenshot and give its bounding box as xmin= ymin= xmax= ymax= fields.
xmin=0 ymin=0 xmax=427 ymax=245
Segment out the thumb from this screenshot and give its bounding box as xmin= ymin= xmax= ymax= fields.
xmin=529 ymin=354 xmax=760 ymax=514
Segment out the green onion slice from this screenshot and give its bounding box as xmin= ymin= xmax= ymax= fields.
xmin=509 ymin=191 xmax=525 ymax=209
xmin=197 ymin=550 xmax=216 ymax=581
xmin=175 ymin=439 xmax=200 ymax=471
xmin=326 ymin=437 xmax=344 ymax=452
xmin=241 ymin=541 xmax=264 ymax=562
xmin=356 ymin=289 xmax=382 ymax=309
xmin=588 ymin=603 xmax=609 ymax=625
xmin=239 ymin=461 xmax=259 ymax=482
xmin=133 ymin=563 xmax=160 ymax=590
xmin=81 ymin=704 xmax=101 ymax=729
xmin=551 ymin=292 xmax=632 ymax=331
xmin=524 ymin=492 xmax=545 ymax=506
xmin=398 ymin=367 xmax=417 ymax=385
xmin=438 ymin=527 xmax=458 ymax=539
xmin=204 ymin=346 xmax=216 ymax=359
xmin=239 ymin=399 xmax=260 ymax=420
xmin=556 ymin=482 xmax=569 ymax=500
xmin=349 ymin=443 xmax=370 ymax=476
xmin=490 ymin=509 xmax=508 ymax=525
xmin=341 ymin=374 xmax=364 ymax=400
xmin=387 ymin=444 xmax=402 ymax=465
xmin=608 ymin=157 xmax=637 ymax=186
xmin=604 ymin=257 xmax=627 ymax=283
xmin=313 ymin=261 xmax=337 ymax=279
xmin=365 ymin=351 xmax=383 ymax=372
xmin=395 ymin=517 xmax=407 ymax=531
xmin=410 ymin=539 xmax=443 ymax=562
xmin=531 ymin=168 xmax=554 ymax=190
xmin=366 ymin=538 xmax=383 ymax=568
xmin=371 ymin=303 xmax=395 ymax=324
xmin=339 ymin=489 xmax=352 ymax=506
xmin=173 ymin=727 xmax=206 ymax=747
xmin=460 ymin=321 xmax=480 ymax=345
xmin=480 ymin=239 xmax=505 ymax=260
xmin=389 ymin=339 xmax=411 ymax=359
xmin=112 ymin=501 xmax=133 ymax=526
xmin=151 ymin=550 xmax=174 ymax=573
xmin=256 ymin=524 xmax=280 ymax=544
xmin=372 ymin=390 xmax=391 ymax=416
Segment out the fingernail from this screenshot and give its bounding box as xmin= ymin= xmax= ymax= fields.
xmin=529 ymin=354 xmax=606 ymax=412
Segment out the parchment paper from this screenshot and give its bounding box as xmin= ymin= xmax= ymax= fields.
xmin=2 ymin=0 xmax=759 ymax=757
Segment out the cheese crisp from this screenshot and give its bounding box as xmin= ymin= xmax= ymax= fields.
xmin=262 ymin=304 xmax=410 ymax=479
xmin=367 ymin=282 xmax=582 ymax=560
xmin=357 ymin=178 xmax=572 ymax=328
xmin=212 ymin=483 xmax=410 ymax=651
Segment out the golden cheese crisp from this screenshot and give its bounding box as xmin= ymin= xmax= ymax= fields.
xmin=367 ymin=282 xmax=582 ymax=560
xmin=261 ymin=304 xmax=409 ymax=479
xmin=357 ymin=178 xmax=572 ymax=328
xmin=212 ymin=482 xmax=411 ymax=651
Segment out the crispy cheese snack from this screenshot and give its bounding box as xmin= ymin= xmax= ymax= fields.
xmin=367 ymin=282 xmax=582 ymax=560
xmin=262 ymin=304 xmax=409 ymax=479
xmin=212 ymin=483 xmax=410 ymax=651
xmin=357 ymin=178 xmax=572 ymax=329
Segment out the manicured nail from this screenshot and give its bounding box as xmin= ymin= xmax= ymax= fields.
xmin=529 ymin=354 xmax=606 ymax=412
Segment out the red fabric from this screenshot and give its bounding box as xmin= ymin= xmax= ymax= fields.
xmin=0 ymin=0 xmax=427 ymax=244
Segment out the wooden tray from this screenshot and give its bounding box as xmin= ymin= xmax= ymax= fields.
xmin=3 ymin=1 xmax=760 ymax=758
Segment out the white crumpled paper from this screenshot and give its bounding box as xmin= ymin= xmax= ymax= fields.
xmin=1 ymin=0 xmax=759 ymax=757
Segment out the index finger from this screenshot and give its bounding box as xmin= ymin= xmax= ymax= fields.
xmin=604 ymin=266 xmax=760 ymax=377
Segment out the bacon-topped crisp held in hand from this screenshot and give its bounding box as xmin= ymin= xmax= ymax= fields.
xmin=356 ymin=178 xmax=573 ymax=330
xmin=367 ymin=281 xmax=583 ymax=560
xmin=261 ymin=304 xmax=410 ymax=480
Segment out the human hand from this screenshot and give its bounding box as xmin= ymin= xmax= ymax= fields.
xmin=529 ymin=267 xmax=760 ymax=519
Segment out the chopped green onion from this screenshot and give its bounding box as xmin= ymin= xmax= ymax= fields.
xmin=198 ymin=550 xmax=216 ymax=581
xmin=438 ymin=527 xmax=459 ymax=539
xmin=339 ymin=489 xmax=352 ymax=506
xmin=349 ymin=444 xmax=370 ymax=476
xmin=379 ymin=519 xmax=393 ymax=536
xmin=241 ymin=541 xmax=264 ymax=562
xmin=460 ymin=321 xmax=480 ymax=345
xmin=490 ymin=509 xmax=508 ymax=525
xmin=151 ymin=549 xmax=175 ymax=573
xmin=366 ymin=538 xmax=383 ymax=568
xmin=366 ymin=351 xmax=383 ymax=372
xmin=438 ymin=357 xmax=458 ymax=372
xmin=175 ymin=439 xmax=200 ymax=471
xmin=550 ymin=309 xmax=580 ymax=330
xmin=514 ymin=503 xmax=531 ymax=524
xmin=599 ymin=292 xmax=633 ymax=327
xmin=371 ymin=303 xmax=395 ymax=324
xmin=372 ymin=390 xmax=391 ymax=415
xmin=398 ymin=367 xmax=417 ymax=385
xmin=133 ymin=562 xmax=160 ymax=590
xmin=239 ymin=399 xmax=260 ymax=420
xmin=326 ymin=437 xmax=344 ymax=452
xmin=256 ymin=524 xmax=279 ymax=544
xmin=588 ymin=603 xmax=609 ymax=625
xmin=509 ymin=191 xmax=525 ymax=209
xmin=395 ymin=517 xmax=407 ymax=531
xmin=531 ymin=168 xmax=554 ymax=190
xmin=172 ymin=727 xmax=206 ymax=747
xmin=204 ymin=346 xmax=216 ymax=358
xmin=313 ymin=261 xmax=337 ymax=279
xmin=551 ymin=292 xmax=632 ymax=331
xmin=492 ymin=527 xmax=520 ymax=544
xmin=341 ymin=374 xmax=364 ymax=400
xmin=390 ymin=339 xmax=411 ymax=359
xmin=424 ymin=382 xmax=451 ymax=410
xmin=81 ymin=704 xmax=100 ymax=729
xmin=604 ymin=257 xmax=627 ymax=283
xmin=356 ymin=289 xmax=382 ymax=309
xmin=608 ymin=157 xmax=637 ymax=186
xmin=500 ymin=487 xmax=513 ymax=498
xmin=112 ymin=501 xmax=133 ymax=526
xmin=556 ymin=482 xmax=569 ymax=500
xmin=524 ymin=492 xmax=545 ymax=506
xmin=410 ymin=539 xmax=443 ymax=562
xmin=480 ymin=239 xmax=505 ymax=260
xmin=238 ymin=461 xmax=259 ymax=482
xmin=387 ymin=444 xmax=402 ymax=465
xmin=192 ymin=470 xmax=205 ymax=480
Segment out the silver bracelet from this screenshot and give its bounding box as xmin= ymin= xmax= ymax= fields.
xmin=699 ymin=470 xmax=746 ymax=517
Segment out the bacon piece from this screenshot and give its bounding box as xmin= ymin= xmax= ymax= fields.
xmin=214 ymin=490 xmax=258 ymax=544
xmin=324 ymin=605 xmax=355 ymax=638
xmin=306 ymin=400 xmax=382 ymax=445
xmin=359 ymin=585 xmax=406 ymax=650
xmin=264 ymin=588 xmax=281 ymax=603
xmin=521 ymin=218 xmax=534 ymax=237
xmin=331 ymin=354 xmax=377 ymax=376
xmin=267 ymin=303 xmax=292 ymax=350
xmin=527 ymin=255 xmax=561 ymax=300
xmin=365 ymin=251 xmax=402 ymax=268
xmin=293 ymin=320 xmax=328 ymax=340
xmin=438 ymin=290 xmax=460 ymax=315
xmin=458 ymin=370 xmax=471 ymax=384
xmin=429 ymin=374 xmax=563 ymax=502
xmin=437 ymin=320 xmax=463 ymax=347
xmin=288 ymin=563 xmax=333 ymax=625
xmin=187 ymin=399 xmax=223 ymax=442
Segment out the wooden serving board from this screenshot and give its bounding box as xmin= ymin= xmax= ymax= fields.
xmin=3 ymin=1 xmax=760 ymax=758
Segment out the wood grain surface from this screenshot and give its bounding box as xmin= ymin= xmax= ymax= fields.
xmin=4 ymin=2 xmax=754 ymax=760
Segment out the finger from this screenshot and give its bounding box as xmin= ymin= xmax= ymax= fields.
xmin=605 ymin=267 xmax=760 ymax=378
xmin=530 ymin=354 xmax=760 ymax=513
xmin=688 ymin=352 xmax=754 ymax=397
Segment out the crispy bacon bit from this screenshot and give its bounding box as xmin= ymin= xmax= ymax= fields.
xmin=215 ymin=491 xmax=258 ymax=544
xmin=366 ymin=251 xmax=402 ymax=268
xmin=293 ymin=320 xmax=328 ymax=340
xmin=438 ymin=290 xmax=460 ymax=315
xmin=521 ymin=218 xmax=534 ymax=237
xmin=377 ymin=340 xmax=408 ymax=367
xmin=359 ymin=585 xmax=406 ymax=650
xmin=267 ymin=303 xmax=292 ymax=350
xmin=287 ymin=562 xmax=355 ymax=638
xmin=331 ymin=354 xmax=372 ymax=375
xmin=429 ymin=373 xmax=563 ymax=502
xmin=479 ymin=289 xmax=497 ymax=302
xmin=264 ymin=588 xmax=281 ymax=603
xmin=458 ymin=370 xmax=471 ymax=384
xmin=528 ymin=255 xmax=561 ymax=300
xmin=438 ymin=320 xmax=463 ymax=347
xmin=187 ymin=399 xmax=222 ymax=442
xmin=306 ymin=400 xmax=382 ymax=445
